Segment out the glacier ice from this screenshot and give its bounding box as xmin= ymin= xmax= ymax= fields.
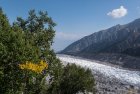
xmin=57 ymin=54 xmax=140 ymax=86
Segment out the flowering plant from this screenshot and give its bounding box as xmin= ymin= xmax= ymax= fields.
xmin=19 ymin=60 xmax=48 ymax=74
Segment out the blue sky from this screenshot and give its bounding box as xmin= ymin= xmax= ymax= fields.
xmin=0 ymin=0 xmax=140 ymax=51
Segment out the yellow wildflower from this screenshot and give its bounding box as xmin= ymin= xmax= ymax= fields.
xmin=19 ymin=60 xmax=48 ymax=74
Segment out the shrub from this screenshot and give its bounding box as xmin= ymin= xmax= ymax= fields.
xmin=0 ymin=8 xmax=63 ymax=94
xmin=59 ymin=64 xmax=96 ymax=94
xmin=0 ymin=8 xmax=96 ymax=94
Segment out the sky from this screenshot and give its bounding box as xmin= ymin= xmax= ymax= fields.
xmin=0 ymin=0 xmax=140 ymax=51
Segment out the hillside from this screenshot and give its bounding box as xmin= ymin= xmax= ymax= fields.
xmin=60 ymin=18 xmax=140 ymax=70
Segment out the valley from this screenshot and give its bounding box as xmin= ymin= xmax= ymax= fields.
xmin=57 ymin=54 xmax=140 ymax=94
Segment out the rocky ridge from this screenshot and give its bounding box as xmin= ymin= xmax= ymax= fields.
xmin=60 ymin=18 xmax=140 ymax=70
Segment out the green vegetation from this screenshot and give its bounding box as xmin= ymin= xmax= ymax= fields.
xmin=59 ymin=64 xmax=96 ymax=94
xmin=0 ymin=8 xmax=95 ymax=94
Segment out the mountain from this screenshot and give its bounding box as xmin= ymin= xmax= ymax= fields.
xmin=60 ymin=18 xmax=140 ymax=56
xmin=60 ymin=18 xmax=140 ymax=70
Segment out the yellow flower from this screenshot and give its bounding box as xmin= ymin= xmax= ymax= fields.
xmin=19 ymin=60 xmax=48 ymax=74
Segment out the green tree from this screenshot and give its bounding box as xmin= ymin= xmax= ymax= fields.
xmin=0 ymin=8 xmax=10 ymax=31
xmin=0 ymin=8 xmax=96 ymax=94
xmin=59 ymin=64 xmax=96 ymax=94
xmin=0 ymin=8 xmax=63 ymax=94
xmin=13 ymin=9 xmax=63 ymax=94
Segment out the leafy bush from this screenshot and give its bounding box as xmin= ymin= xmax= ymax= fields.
xmin=0 ymin=8 xmax=63 ymax=94
xmin=0 ymin=8 xmax=96 ymax=94
xmin=59 ymin=64 xmax=96 ymax=94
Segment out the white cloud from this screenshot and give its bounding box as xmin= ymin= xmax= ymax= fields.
xmin=107 ymin=6 xmax=128 ymax=18
xmin=55 ymin=32 xmax=85 ymax=40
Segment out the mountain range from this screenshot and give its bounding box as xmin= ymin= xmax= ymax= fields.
xmin=60 ymin=18 xmax=140 ymax=70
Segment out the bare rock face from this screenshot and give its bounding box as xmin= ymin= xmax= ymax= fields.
xmin=60 ymin=18 xmax=140 ymax=70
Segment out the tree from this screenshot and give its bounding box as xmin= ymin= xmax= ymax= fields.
xmin=0 ymin=8 xmax=63 ymax=94
xmin=59 ymin=64 xmax=96 ymax=94
xmin=13 ymin=9 xmax=63 ymax=94
xmin=0 ymin=8 xmax=96 ymax=94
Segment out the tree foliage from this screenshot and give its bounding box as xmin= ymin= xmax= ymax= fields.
xmin=0 ymin=8 xmax=63 ymax=94
xmin=59 ymin=64 xmax=96 ymax=94
xmin=0 ymin=8 xmax=96 ymax=94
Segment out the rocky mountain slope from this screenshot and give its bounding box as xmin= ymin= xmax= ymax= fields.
xmin=60 ymin=18 xmax=140 ymax=70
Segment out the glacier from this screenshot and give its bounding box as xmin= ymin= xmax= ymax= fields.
xmin=57 ymin=54 xmax=140 ymax=86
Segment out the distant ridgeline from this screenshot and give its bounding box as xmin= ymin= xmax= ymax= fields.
xmin=60 ymin=18 xmax=140 ymax=70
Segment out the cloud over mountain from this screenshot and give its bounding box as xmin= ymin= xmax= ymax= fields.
xmin=107 ymin=6 xmax=127 ymax=18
